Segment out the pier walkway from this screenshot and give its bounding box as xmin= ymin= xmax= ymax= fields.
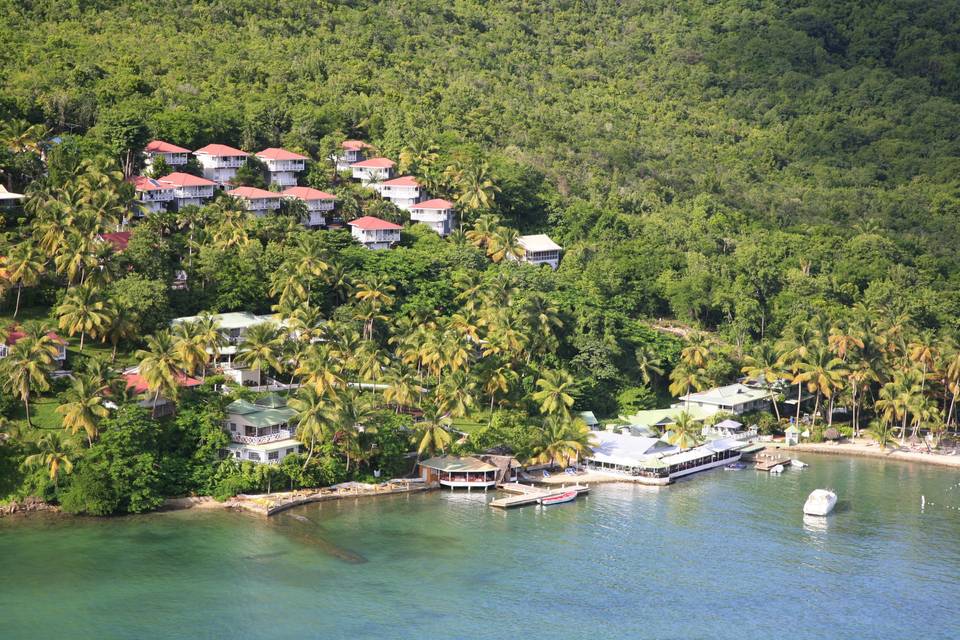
xmin=489 ymin=482 xmax=590 ymax=508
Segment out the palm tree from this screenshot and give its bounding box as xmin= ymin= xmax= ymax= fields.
xmin=635 ymin=345 xmax=666 ymax=387
xmin=865 ymin=418 xmax=898 ymax=451
xmin=237 ymin=323 xmax=282 ymax=386
xmin=529 ymin=415 xmax=594 ymax=469
xmin=296 ymin=344 xmax=346 ymax=396
xmin=172 ymin=321 xmax=211 ymax=378
xmin=56 ymin=373 xmax=108 ymax=445
xmin=792 ymin=344 xmax=847 ymax=427
xmin=102 ymin=310 xmax=137 ymax=362
xmin=56 ymin=283 xmax=114 ymax=351
xmin=414 ymin=404 xmax=453 ymax=459
xmin=437 ymin=370 xmax=476 ymax=418
xmin=446 ymin=159 xmax=500 ymax=219
xmin=680 ymin=331 xmax=713 ymax=368
xmin=0 ymin=329 xmax=58 ymax=426
xmin=465 ymin=214 xmax=502 ymax=252
xmin=665 ymin=411 xmax=701 ymax=450
xmin=289 ymin=386 xmax=340 ymax=470
xmin=193 ymin=313 xmax=227 ymax=377
xmin=335 ymin=390 xmax=377 ymax=472
xmin=384 ymin=364 xmax=421 ymax=412
xmin=4 ymin=243 xmax=45 ymax=317
xmin=741 ymin=342 xmax=783 ymax=422
xmin=531 ymin=368 xmax=577 ymax=418
xmin=876 ymin=368 xmax=924 ymax=446
xmin=482 ymin=362 xmax=517 ymax=414
xmin=669 ymin=363 xmax=708 ymax=408
xmin=354 ymin=276 xmax=396 ymax=340
xmin=135 ymin=331 xmax=184 ymax=417
xmin=23 ymin=432 xmax=75 ymax=490
xmin=487 ymin=226 xmax=524 ymax=263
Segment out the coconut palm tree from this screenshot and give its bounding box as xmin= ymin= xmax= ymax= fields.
xmin=792 ymin=343 xmax=848 ymax=427
xmin=445 ymin=159 xmax=500 ymax=218
xmin=465 ymin=214 xmax=502 ymax=252
xmin=193 ymin=313 xmax=227 ymax=376
xmin=740 ymin=341 xmax=783 ymax=421
xmin=865 ymin=418 xmax=898 ymax=451
xmin=102 ymin=310 xmax=137 ymax=362
xmin=135 ymin=330 xmax=184 ymax=417
xmin=635 ymin=345 xmax=666 ymax=387
xmin=172 ymin=321 xmax=210 ymax=379
xmin=482 ymin=361 xmax=517 ymax=414
xmin=384 ymin=364 xmax=421 ymax=412
xmin=876 ymin=368 xmax=924 ymax=446
xmin=4 ymin=243 xmax=45 ymax=317
xmin=487 ymin=226 xmax=524 ymax=263
xmin=665 ymin=411 xmax=702 ymax=450
xmin=237 ymin=323 xmax=282 ymax=386
xmin=531 ymin=368 xmax=577 ymax=418
xmin=296 ymin=344 xmax=346 ymax=396
xmin=414 ymin=404 xmax=453 ymax=459
xmin=680 ymin=331 xmax=714 ymax=368
xmin=0 ymin=328 xmax=58 ymax=426
xmin=335 ymin=390 xmax=377 ymax=472
xmin=56 ymin=283 xmax=114 ymax=351
xmin=669 ymin=363 xmax=708 ymax=409
xmin=529 ymin=415 xmax=594 ymax=469
xmin=22 ymin=432 xmax=75 ymax=490
xmin=437 ymin=370 xmax=476 ymax=418
xmin=289 ymin=386 xmax=340 ymax=470
xmin=56 ymin=373 xmax=109 ymax=445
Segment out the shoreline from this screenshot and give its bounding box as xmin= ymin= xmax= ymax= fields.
xmin=1 ymin=479 xmax=437 ymax=521
xmin=762 ymin=439 xmax=960 ymax=469
xmin=5 ymin=443 xmax=959 ymax=521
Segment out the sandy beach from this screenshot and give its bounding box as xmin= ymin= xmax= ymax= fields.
xmin=764 ymin=438 xmax=960 ymax=469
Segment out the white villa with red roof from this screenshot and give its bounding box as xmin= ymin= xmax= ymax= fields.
xmin=256 ymin=148 xmax=308 ymax=187
xmin=130 ymin=176 xmax=175 ymax=215
xmin=0 ymin=328 xmax=67 ymax=368
xmin=97 ymin=232 xmax=132 ymax=253
xmin=374 ymin=175 xmax=422 ymax=210
xmin=348 ymin=216 xmax=402 ymax=249
xmin=122 ymin=368 xmax=202 ymax=417
xmin=194 ymin=144 xmax=249 ymax=186
xmin=282 ymin=186 xmax=336 ymax=228
xmin=227 ymin=186 xmax=281 ymax=216
xmin=157 ymin=172 xmax=216 ymax=209
xmin=350 ymin=157 xmax=395 ymax=183
xmin=143 ymin=140 xmax=190 ymax=169
xmin=409 ymin=198 xmax=456 ymax=236
xmin=337 ymin=140 xmax=372 ymax=171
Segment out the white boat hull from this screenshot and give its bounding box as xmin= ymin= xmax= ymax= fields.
xmin=804 ymin=490 xmax=837 ymax=516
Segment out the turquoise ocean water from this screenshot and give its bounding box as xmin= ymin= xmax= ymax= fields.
xmin=2 ymin=453 xmax=958 ymax=639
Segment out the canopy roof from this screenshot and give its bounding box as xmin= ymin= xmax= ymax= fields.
xmin=714 ymin=418 xmax=744 ymax=430
xmin=677 ymin=383 xmax=776 ymax=406
xmin=420 ymin=456 xmax=498 ymax=473
xmin=518 ymin=234 xmax=561 ymax=253
xmin=0 ymin=185 xmax=25 ymax=201
xmin=225 ymin=398 xmax=296 ymax=427
xmin=587 ymin=431 xmax=678 ymax=467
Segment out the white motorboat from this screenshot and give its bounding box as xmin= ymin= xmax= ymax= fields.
xmin=791 ymin=459 xmax=808 ymax=469
xmin=804 ymin=489 xmax=837 ymax=516
xmin=770 ymin=464 xmax=784 ymax=474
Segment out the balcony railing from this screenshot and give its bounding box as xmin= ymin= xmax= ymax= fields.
xmin=230 ymin=429 xmax=294 ymax=445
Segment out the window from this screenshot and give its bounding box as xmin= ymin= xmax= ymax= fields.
xmin=234 ymin=451 xmax=240 ymax=459
xmin=229 ymin=422 xmax=237 ymax=432
xmin=286 ymin=448 xmax=295 ymax=455
xmin=247 ymin=452 xmax=261 ymax=461
xmin=268 ymin=451 xmax=279 ymax=461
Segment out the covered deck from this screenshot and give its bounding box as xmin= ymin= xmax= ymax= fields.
xmin=419 ymin=456 xmax=499 ymax=490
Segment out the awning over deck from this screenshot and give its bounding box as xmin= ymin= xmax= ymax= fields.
xmin=419 ymin=456 xmax=498 ymax=473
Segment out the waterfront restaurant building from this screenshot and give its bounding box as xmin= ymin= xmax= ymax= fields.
xmin=419 ymin=456 xmax=499 ymax=490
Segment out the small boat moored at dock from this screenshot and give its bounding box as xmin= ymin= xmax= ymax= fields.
xmin=791 ymin=459 xmax=808 ymax=469
xmin=725 ymin=462 xmax=747 ymax=470
xmin=804 ymin=489 xmax=837 ymax=516
xmin=769 ymin=464 xmax=784 ymax=474
xmin=538 ymin=491 xmax=578 ymax=506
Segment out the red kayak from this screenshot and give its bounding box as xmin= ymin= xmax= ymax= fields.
xmin=539 ymin=491 xmax=578 ymax=506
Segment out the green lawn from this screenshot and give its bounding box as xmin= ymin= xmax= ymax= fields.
xmin=9 ymin=396 xmax=62 ymax=432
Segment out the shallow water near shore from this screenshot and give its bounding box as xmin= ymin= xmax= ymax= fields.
xmin=2 ymin=453 xmax=958 ymax=639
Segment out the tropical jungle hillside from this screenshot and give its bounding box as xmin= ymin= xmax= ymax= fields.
xmin=1 ymin=0 xmax=959 ymax=512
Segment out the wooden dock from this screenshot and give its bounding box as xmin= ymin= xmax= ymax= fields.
xmin=754 ymin=452 xmax=791 ymax=472
xmin=489 ymin=483 xmax=590 ymax=509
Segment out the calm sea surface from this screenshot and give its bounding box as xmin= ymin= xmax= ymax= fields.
xmin=2 ymin=454 xmax=958 ymax=639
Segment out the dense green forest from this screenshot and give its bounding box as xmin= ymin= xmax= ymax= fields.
xmin=1 ymin=0 xmax=959 ymax=512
